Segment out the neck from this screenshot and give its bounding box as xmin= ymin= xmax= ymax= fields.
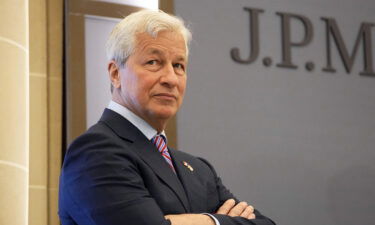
xmin=145 ymin=119 xmax=168 ymax=134
xmin=111 ymin=94 xmax=168 ymax=133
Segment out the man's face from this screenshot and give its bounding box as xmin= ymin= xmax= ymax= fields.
xmin=117 ymin=31 xmax=187 ymax=127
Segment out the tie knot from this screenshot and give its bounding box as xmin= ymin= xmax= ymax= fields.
xmin=152 ymin=134 xmax=167 ymax=143
xmin=151 ymin=134 xmax=175 ymax=173
xmin=152 ymin=135 xmax=167 ymax=153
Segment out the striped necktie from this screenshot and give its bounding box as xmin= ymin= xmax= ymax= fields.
xmin=152 ymin=135 xmax=176 ymax=173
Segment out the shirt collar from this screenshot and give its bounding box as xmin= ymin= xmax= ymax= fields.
xmin=107 ymin=100 xmax=166 ymax=141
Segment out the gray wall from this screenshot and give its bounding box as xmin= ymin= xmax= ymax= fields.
xmin=175 ymin=1 xmax=375 ymax=225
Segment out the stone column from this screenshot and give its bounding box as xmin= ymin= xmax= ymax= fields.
xmin=0 ymin=0 xmax=29 ymax=225
xmin=29 ymin=0 xmax=48 ymax=224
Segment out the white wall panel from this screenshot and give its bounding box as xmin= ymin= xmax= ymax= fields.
xmin=85 ymin=16 xmax=120 ymax=128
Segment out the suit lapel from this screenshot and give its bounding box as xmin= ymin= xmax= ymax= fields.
xmin=131 ymin=138 xmax=191 ymax=212
xmin=99 ymin=109 xmax=190 ymax=212
xmin=170 ymin=149 xmax=208 ymax=212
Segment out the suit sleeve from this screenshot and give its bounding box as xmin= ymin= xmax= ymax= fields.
xmin=198 ymin=158 xmax=277 ymax=225
xmin=60 ymin=132 xmax=171 ymax=225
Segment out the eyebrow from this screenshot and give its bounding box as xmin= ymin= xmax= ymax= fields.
xmin=147 ymin=48 xmax=163 ymax=55
xmin=175 ymin=56 xmax=187 ymax=62
xmin=146 ymin=48 xmax=187 ymax=62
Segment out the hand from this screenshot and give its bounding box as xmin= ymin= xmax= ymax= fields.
xmin=216 ymin=199 xmax=256 ymax=219
xmin=165 ymin=214 xmax=215 ymax=225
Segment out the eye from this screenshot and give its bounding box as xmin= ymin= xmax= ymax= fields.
xmin=146 ymin=60 xmax=158 ymax=65
xmin=173 ymin=63 xmax=185 ymax=71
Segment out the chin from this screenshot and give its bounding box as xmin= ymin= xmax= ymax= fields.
xmin=153 ymin=108 xmax=177 ymax=119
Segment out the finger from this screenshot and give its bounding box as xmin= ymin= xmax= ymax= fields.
xmin=228 ymin=201 xmax=248 ymax=217
xmin=240 ymin=205 xmax=254 ymax=218
xmin=216 ymin=199 xmax=236 ymax=215
xmin=248 ymin=213 xmax=256 ymax=220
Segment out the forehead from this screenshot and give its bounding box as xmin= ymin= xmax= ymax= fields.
xmin=134 ymin=31 xmax=187 ymax=59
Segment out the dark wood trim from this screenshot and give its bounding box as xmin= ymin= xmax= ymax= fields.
xmin=165 ymin=115 xmax=177 ymax=149
xmin=159 ymin=0 xmax=174 ymax=14
xmin=66 ymin=13 xmax=87 ymax=144
xmin=69 ymin=0 xmax=143 ymax=18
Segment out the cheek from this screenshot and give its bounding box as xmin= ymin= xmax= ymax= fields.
xmin=132 ymin=78 xmax=154 ymax=103
xmin=122 ymin=71 xmax=142 ymax=94
xmin=179 ymin=78 xmax=187 ymax=95
xmin=120 ymin=78 xmax=140 ymax=105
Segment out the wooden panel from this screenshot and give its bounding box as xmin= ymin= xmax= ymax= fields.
xmin=159 ymin=0 xmax=174 ymax=14
xmin=69 ymin=0 xmax=143 ymax=18
xmin=66 ymin=13 xmax=87 ymax=144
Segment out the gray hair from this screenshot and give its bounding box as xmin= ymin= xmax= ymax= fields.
xmin=106 ymin=9 xmax=192 ymax=66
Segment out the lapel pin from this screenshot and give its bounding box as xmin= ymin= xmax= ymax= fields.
xmin=182 ymin=161 xmax=194 ymax=172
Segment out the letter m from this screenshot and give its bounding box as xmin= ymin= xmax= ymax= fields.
xmin=322 ymin=17 xmax=375 ymax=76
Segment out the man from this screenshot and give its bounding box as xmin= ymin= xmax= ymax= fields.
xmin=59 ymin=9 xmax=276 ymax=225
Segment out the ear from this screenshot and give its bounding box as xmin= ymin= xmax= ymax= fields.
xmin=108 ymin=61 xmax=121 ymax=89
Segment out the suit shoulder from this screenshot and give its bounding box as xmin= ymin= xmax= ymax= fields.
xmin=72 ymin=121 xmax=117 ymax=140
xmin=63 ymin=121 xmax=136 ymax=170
xmin=68 ymin=121 xmax=127 ymax=151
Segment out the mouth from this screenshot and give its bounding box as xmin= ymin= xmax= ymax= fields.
xmin=154 ymin=93 xmax=177 ymax=101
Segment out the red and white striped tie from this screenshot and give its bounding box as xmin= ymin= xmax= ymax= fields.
xmin=152 ymin=135 xmax=175 ymax=173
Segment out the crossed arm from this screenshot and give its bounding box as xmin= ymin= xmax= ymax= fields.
xmin=165 ymin=199 xmax=256 ymax=225
xmin=60 ymin=133 xmax=275 ymax=225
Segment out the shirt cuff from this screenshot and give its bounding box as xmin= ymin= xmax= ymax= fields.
xmin=202 ymin=213 xmax=220 ymax=225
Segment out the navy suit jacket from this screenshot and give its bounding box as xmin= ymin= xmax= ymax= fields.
xmin=59 ymin=109 xmax=276 ymax=225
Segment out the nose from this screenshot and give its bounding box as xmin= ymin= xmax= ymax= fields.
xmin=160 ymin=63 xmax=178 ymax=88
